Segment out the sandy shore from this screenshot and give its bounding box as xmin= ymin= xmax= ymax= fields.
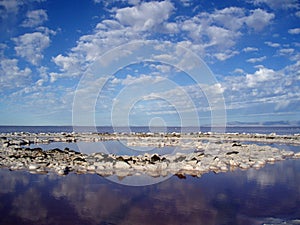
xmin=0 ymin=132 xmax=299 ymax=177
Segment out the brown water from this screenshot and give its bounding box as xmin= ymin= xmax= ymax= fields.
xmin=1 ymin=159 xmax=300 ymax=225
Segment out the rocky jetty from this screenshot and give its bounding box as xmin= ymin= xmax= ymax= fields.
xmin=0 ymin=132 xmax=299 ymax=177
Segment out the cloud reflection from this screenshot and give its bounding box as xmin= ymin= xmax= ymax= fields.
xmin=0 ymin=159 xmax=300 ymax=225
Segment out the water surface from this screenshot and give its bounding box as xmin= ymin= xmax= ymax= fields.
xmin=1 ymin=159 xmax=300 ymax=225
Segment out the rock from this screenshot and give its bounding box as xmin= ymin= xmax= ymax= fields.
xmin=29 ymin=164 xmax=40 ymax=170
xmin=232 ymin=143 xmax=242 ymax=147
xmin=156 ymin=162 xmax=168 ymax=170
xmin=239 ymin=163 xmax=250 ymax=170
xmin=226 ymin=151 xmax=239 ymax=155
xmin=87 ymin=165 xmax=96 ymax=171
xmin=146 ymin=164 xmax=158 ymax=171
xmin=115 ymin=161 xmax=131 ymax=170
xmin=281 ymin=150 xmax=294 ymax=157
xmin=181 ymin=164 xmax=194 ymax=170
xmin=219 ymin=166 xmax=228 ymax=172
xmin=229 ymin=160 xmax=238 ymax=167
xmin=266 ymin=157 xmax=276 ymax=163
xmin=150 ymin=154 xmax=161 ymax=162
xmin=294 ymin=152 xmax=300 ymax=158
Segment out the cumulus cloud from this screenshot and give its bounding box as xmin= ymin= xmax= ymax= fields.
xmin=0 ymin=0 xmax=20 ymax=17
xmin=278 ymin=48 xmax=295 ymax=55
xmin=115 ymin=0 xmax=174 ymax=31
xmin=21 ymin=9 xmax=48 ymax=28
xmin=246 ymin=66 xmax=279 ymax=88
xmin=252 ymin=0 xmax=299 ymax=10
xmin=209 ymin=7 xmax=246 ymax=31
xmin=214 ymin=50 xmax=239 ymax=61
xmin=0 ymin=58 xmax=31 ymax=90
xmin=288 ymin=28 xmax=300 ymax=34
xmin=121 ymin=74 xmax=165 ymax=86
xmin=243 ymin=47 xmax=258 ymax=52
xmin=246 ymin=56 xmax=266 ymax=63
xmin=265 ymin=41 xmax=280 ymax=47
xmin=52 ymin=4 xmax=276 ymax=80
xmin=244 ymin=9 xmax=275 ymax=31
xmin=13 ymin=32 xmax=50 ymax=65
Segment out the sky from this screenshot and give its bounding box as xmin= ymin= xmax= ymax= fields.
xmin=0 ymin=0 xmax=299 ymax=127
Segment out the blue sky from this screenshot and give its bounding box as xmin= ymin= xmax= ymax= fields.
xmin=0 ymin=0 xmax=299 ymax=126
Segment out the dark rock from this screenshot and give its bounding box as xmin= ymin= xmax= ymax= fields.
xmin=176 ymin=173 xmax=186 ymax=179
xmin=73 ymin=157 xmax=86 ymax=162
xmin=174 ymin=155 xmax=186 ymax=162
xmin=232 ymin=143 xmax=242 ymax=147
xmin=150 ymin=154 xmax=161 ymax=162
xmin=226 ymin=151 xmax=239 ymax=155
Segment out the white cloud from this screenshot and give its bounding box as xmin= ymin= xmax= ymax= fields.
xmin=243 ymin=47 xmax=258 ymax=52
xmin=252 ymin=0 xmax=299 ymax=9
xmin=21 ymin=9 xmax=48 ymax=28
xmin=265 ymin=41 xmax=280 ymax=47
xmin=233 ymin=68 xmax=245 ymax=74
xmin=179 ymin=0 xmax=193 ymax=7
xmin=214 ymin=50 xmax=239 ymax=61
xmin=13 ymin=32 xmax=51 ymax=65
xmin=246 ymin=67 xmax=280 ymax=88
xmin=246 ymin=56 xmax=266 ymax=63
xmin=151 ymin=64 xmax=172 ymax=73
xmin=52 ymin=4 xmax=276 ymax=79
xmin=52 ymin=54 xmax=80 ymax=73
xmin=178 ymin=7 xmax=273 ymax=61
xmin=209 ymin=7 xmax=246 ymax=31
xmin=128 ymin=0 xmax=140 ymax=5
xmin=115 ymin=0 xmax=174 ymax=31
xmin=0 ymin=58 xmax=31 ymax=90
xmin=0 ymin=0 xmax=46 ymax=18
xmin=206 ymin=26 xmax=239 ymax=48
xmin=244 ymin=9 xmax=274 ymax=31
xmin=288 ymin=28 xmax=300 ymax=34
xmin=0 ymin=0 xmax=19 ymax=16
xmin=278 ymin=48 xmax=294 ymax=55
xmin=121 ymin=74 xmax=165 ymax=86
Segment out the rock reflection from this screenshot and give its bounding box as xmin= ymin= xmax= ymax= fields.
xmin=0 ymin=160 xmax=300 ymax=225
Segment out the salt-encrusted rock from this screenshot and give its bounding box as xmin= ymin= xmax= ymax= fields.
xmin=281 ymin=150 xmax=294 ymax=157
xmin=87 ymin=165 xmax=96 ymax=171
xmin=239 ymin=163 xmax=250 ymax=170
xmin=156 ymin=162 xmax=168 ymax=170
xmin=181 ymin=164 xmax=194 ymax=171
xmin=0 ymin=131 xmax=299 ymax=177
xmin=29 ymin=164 xmax=40 ymax=170
xmin=229 ymin=159 xmax=238 ymax=167
xmin=294 ymin=152 xmax=300 ymax=158
xmin=115 ymin=161 xmax=131 ymax=170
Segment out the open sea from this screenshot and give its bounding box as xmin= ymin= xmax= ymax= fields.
xmin=0 ymin=126 xmax=300 ymax=225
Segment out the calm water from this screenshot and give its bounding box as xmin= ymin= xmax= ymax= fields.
xmin=1 ymin=125 xmax=300 ymax=135
xmin=0 ymin=160 xmax=300 ymax=225
xmin=1 ymin=126 xmax=300 ymax=224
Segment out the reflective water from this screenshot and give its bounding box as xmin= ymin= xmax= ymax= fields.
xmin=1 ymin=126 xmax=300 ymax=135
xmin=28 ymin=141 xmax=194 ymax=155
xmin=1 ymin=159 xmax=300 ymax=225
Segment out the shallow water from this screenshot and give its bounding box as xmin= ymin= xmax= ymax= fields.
xmin=1 ymin=159 xmax=300 ymax=225
xmin=28 ymin=140 xmax=194 ymax=155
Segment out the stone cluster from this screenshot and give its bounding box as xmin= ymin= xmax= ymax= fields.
xmin=0 ymin=132 xmax=299 ymax=178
